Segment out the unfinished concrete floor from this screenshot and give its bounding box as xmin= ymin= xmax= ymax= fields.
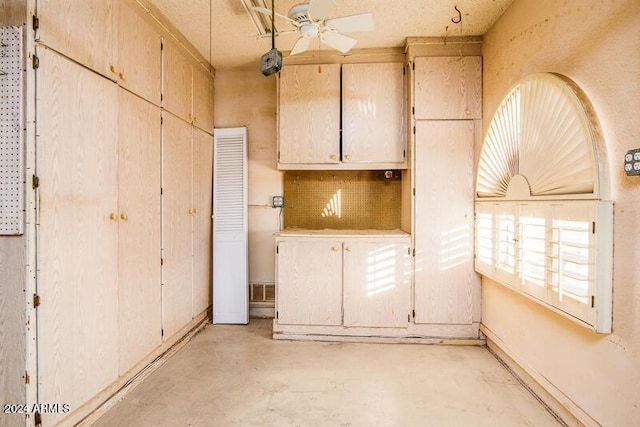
xmin=94 ymin=319 xmax=561 ymax=426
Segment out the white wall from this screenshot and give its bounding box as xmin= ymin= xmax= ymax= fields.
xmin=214 ymin=69 xmax=282 ymax=286
xmin=481 ymin=0 xmax=640 ymax=424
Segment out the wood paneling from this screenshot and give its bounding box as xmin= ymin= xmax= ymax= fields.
xmin=118 ymin=1 xmax=161 ymax=105
xmin=278 ymin=64 xmax=341 ymax=165
xmin=0 ymin=0 xmax=25 ymax=26
xmin=192 ymin=128 xmax=213 ymax=316
xmin=193 ymin=66 xmax=214 ymax=134
xmin=117 ymin=89 xmax=162 ymax=374
xmin=414 ymin=120 xmax=476 ymax=325
xmin=37 ymin=49 xmax=119 ymax=422
xmin=161 ymin=112 xmax=193 ymax=339
xmin=38 ymin=0 xmax=117 ymax=78
xmin=0 ymin=237 xmax=26 ymax=427
xmin=276 ymin=239 xmax=343 ymax=326
xmin=342 ymin=63 xmax=405 ymax=164
xmin=343 ymin=240 xmax=411 ymax=328
xmin=162 ymin=40 xmax=193 ymax=123
xmin=414 ymin=56 xmax=482 ymax=120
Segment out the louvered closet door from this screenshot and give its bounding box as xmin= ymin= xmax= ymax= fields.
xmin=213 ymin=127 xmax=248 ymax=324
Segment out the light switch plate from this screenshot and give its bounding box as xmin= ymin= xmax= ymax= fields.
xmin=272 ymin=196 xmax=284 ymax=208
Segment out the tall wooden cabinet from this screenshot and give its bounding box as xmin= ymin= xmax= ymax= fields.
xmin=412 ymin=55 xmax=481 ymax=327
xmin=31 ymin=2 xmax=214 ymax=424
xmin=37 ymin=48 xmax=119 ymax=413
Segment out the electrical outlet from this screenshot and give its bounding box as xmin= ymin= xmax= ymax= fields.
xmin=624 ymin=148 xmax=640 ymax=176
xmin=272 ymin=196 xmax=284 ymax=208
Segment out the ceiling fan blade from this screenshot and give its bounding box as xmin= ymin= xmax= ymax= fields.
xmin=320 ymin=31 xmax=357 ymax=54
xmin=325 ymin=13 xmax=374 ymax=33
xmin=252 ymin=6 xmax=301 ymax=27
xmin=307 ymin=0 xmax=335 ymax=21
xmin=290 ymin=37 xmax=311 ymax=55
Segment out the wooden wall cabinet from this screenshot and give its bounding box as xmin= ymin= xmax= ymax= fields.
xmin=342 ymin=63 xmax=406 ymax=166
xmin=276 ymin=235 xmax=411 ymax=329
xmin=278 ymin=63 xmax=406 ymax=169
xmin=413 ymin=56 xmax=482 ymax=120
xmin=163 ymin=40 xmax=214 ymax=134
xmin=38 ymin=0 xmax=163 ymax=105
xmin=278 ymin=64 xmax=341 ymax=166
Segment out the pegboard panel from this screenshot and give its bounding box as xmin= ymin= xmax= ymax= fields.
xmin=283 ymin=170 xmax=402 ymax=230
xmin=0 ymin=26 xmax=23 ymax=235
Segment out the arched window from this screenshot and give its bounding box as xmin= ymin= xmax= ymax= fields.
xmin=475 ymin=73 xmax=613 ymax=333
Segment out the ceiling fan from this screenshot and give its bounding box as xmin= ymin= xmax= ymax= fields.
xmin=252 ymin=0 xmax=374 ymax=55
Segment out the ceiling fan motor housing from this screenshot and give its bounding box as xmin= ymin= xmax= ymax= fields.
xmin=288 ymin=4 xmax=312 ymax=24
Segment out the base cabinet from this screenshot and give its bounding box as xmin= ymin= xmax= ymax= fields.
xmin=276 ymin=235 xmax=411 ymax=329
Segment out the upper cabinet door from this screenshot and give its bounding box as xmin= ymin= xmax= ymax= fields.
xmin=118 ymin=2 xmax=162 ymax=105
xmin=342 ymin=63 xmax=405 ymax=165
xmin=193 ymin=66 xmax=215 ymax=134
xmin=414 ymin=56 xmax=482 ymax=120
xmin=162 ymin=39 xmax=193 ymax=123
xmin=278 ymin=64 xmax=341 ymax=165
xmin=38 ymin=0 xmax=118 ymax=78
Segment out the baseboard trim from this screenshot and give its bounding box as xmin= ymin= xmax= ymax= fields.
xmin=481 ymin=324 xmax=599 ymax=427
xmin=67 ymin=312 xmax=209 ymax=427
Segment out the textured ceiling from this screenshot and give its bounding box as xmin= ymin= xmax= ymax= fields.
xmin=146 ymin=0 xmax=514 ymax=70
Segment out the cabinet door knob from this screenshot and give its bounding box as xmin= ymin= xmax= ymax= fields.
xmin=110 ymin=65 xmax=118 ymax=74
xmin=345 ymin=247 xmax=351 ymax=252
xmin=331 ymin=246 xmax=339 ymax=252
xmin=193 ymin=208 xmax=198 ymax=214
xmin=344 ymin=154 xmax=351 ymax=161
xmin=465 ymin=108 xmax=471 ymax=116
xmin=119 ymin=72 xmax=126 ymax=81
xmin=110 ymin=213 xmax=118 ymax=221
xmin=329 ymin=154 xmax=337 ymax=160
xmin=188 ymin=208 xmax=194 ymax=215
xmin=120 ymin=213 xmax=128 ymax=221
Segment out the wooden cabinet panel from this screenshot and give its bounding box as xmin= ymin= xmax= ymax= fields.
xmin=118 ymin=1 xmax=161 ymax=105
xmin=161 ymin=113 xmax=193 ymax=339
xmin=38 ymin=0 xmax=117 ymax=78
xmin=343 ymin=240 xmax=411 ymax=328
xmin=117 ymin=89 xmax=162 ymax=374
xmin=414 ymin=121 xmax=476 ymax=324
xmin=193 ymin=67 xmax=215 ymax=134
xmin=278 ymin=64 xmax=341 ymax=165
xmin=276 ymin=239 xmax=343 ymax=325
xmin=192 ymin=128 xmax=213 ymax=316
xmin=414 ymin=56 xmax=482 ymax=120
xmin=37 ymin=49 xmax=119 ymax=416
xmin=342 ymin=63 xmax=405 ymax=165
xmin=162 ymin=40 xmax=193 ymax=123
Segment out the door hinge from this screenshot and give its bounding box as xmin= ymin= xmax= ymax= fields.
xmin=161 ymin=328 xmax=164 ymax=337
xmin=160 ymin=116 xmax=164 ymax=125
xmin=160 ymin=93 xmax=164 ymax=102
xmin=412 ymin=62 xmax=415 ymax=71
xmin=408 ymin=314 xmax=410 ymax=322
xmin=161 ymin=258 xmax=164 ymax=266
xmin=160 ymin=187 xmax=164 ymax=195
xmin=412 ymin=248 xmax=416 ymax=257
xmin=403 ymin=65 xmax=406 ymax=75
xmin=591 ymin=295 xmax=595 ymax=308
xmin=32 ymin=175 xmax=39 ymax=189
xmin=25 ymin=371 xmax=30 ymax=384
xmin=32 ymin=15 xmax=39 ymax=30
xmin=412 ymin=106 xmax=415 ymax=115
xmin=161 ymin=41 xmax=164 ymax=51
xmin=277 ymin=151 xmax=280 ymax=162
xmin=33 ymin=294 xmax=40 ymax=308
xmin=412 ymin=309 xmax=415 ymax=318
xmin=34 ymin=411 xmax=42 ymax=427
xmin=592 ymin=221 xmax=596 ymax=234
xmin=32 ymin=54 xmax=39 ymax=69
xmin=412 ymin=188 xmax=416 ymax=196
xmin=407 ymin=246 xmax=411 ymax=255
xmin=413 ymin=126 xmax=416 ymax=134
xmin=276 ymin=245 xmax=279 ymax=254
xmin=276 ymin=311 xmax=279 ymax=319
xmin=403 ymin=149 xmax=406 ymax=159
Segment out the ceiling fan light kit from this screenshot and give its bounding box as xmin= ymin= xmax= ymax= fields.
xmin=252 ymin=0 xmax=374 ymax=57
